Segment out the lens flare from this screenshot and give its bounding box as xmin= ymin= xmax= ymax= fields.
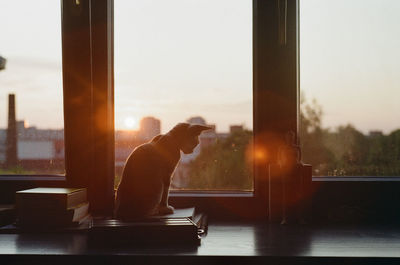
xmin=246 ymin=142 xmax=269 ymax=166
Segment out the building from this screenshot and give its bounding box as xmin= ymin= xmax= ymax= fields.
xmin=138 ymin=116 xmax=161 ymax=141
xmin=0 ymin=121 xmax=64 ymax=172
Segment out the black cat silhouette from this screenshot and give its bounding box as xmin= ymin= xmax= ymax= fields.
xmin=115 ymin=123 xmax=210 ymax=219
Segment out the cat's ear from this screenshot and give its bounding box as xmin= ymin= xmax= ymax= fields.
xmin=188 ymin=124 xmax=212 ymax=136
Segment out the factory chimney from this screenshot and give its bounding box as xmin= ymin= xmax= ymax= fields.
xmin=6 ymin=94 xmax=17 ymax=168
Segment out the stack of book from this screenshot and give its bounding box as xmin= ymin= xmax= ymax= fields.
xmin=16 ymin=187 xmax=89 ymax=228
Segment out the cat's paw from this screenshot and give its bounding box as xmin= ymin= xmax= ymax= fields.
xmin=158 ymin=205 xmax=175 ymax=215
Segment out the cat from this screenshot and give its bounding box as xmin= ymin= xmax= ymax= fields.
xmin=115 ymin=122 xmax=210 ymax=219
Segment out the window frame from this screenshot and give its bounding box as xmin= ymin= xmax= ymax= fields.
xmin=170 ymin=0 xmax=301 ymax=219
xmin=297 ymin=0 xmax=400 ymax=223
xmin=79 ymin=0 xmax=400 ymax=221
xmin=0 ymin=0 xmax=304 ymax=219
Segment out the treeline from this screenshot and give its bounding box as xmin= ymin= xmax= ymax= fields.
xmin=186 ymin=129 xmax=253 ymax=190
xmin=301 ymin=98 xmax=400 ymax=176
xmin=185 ymin=97 xmax=400 ymax=190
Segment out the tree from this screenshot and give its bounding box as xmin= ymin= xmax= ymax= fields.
xmin=300 ymin=95 xmax=400 ymax=177
xmin=186 ymin=95 xmax=400 ymax=184
xmin=300 ymin=96 xmax=335 ymax=175
xmin=186 ymin=130 xmax=253 ymax=190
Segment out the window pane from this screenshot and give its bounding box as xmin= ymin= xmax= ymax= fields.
xmin=0 ymin=1 xmax=64 ymax=174
xmin=300 ymin=0 xmax=400 ymax=176
xmin=115 ymin=0 xmax=253 ymax=190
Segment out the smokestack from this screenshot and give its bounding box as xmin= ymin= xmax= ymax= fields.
xmin=6 ymin=94 xmax=17 ymax=168
xmin=0 ymin=56 xmax=6 ymax=70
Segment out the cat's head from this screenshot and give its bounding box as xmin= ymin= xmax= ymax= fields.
xmin=169 ymin=123 xmax=211 ymax=154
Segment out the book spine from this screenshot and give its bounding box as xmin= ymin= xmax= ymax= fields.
xmin=16 ymin=194 xmax=67 ymax=211
xmin=67 ymin=190 xmax=87 ymax=209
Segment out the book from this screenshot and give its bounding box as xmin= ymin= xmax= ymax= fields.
xmin=89 ymin=218 xmax=200 ymax=245
xmin=89 ymin=208 xmax=204 ymax=245
xmin=17 ymin=202 xmax=90 ymax=227
xmin=153 ymin=207 xmax=208 ymax=234
xmin=0 ymin=215 xmax=92 ymax=233
xmin=0 ymin=205 xmax=15 ymax=227
xmin=16 ymin=187 xmax=87 ymax=212
xmin=152 ymin=207 xmax=196 ymax=220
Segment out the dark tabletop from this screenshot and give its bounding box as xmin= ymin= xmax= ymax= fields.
xmin=1 ymin=222 xmax=400 ymax=264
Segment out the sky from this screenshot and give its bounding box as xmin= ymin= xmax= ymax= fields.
xmin=300 ymin=0 xmax=400 ymax=134
xmin=0 ymin=0 xmax=399 ymax=134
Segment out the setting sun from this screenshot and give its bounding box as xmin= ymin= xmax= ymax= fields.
xmin=124 ymin=117 xmax=139 ymax=130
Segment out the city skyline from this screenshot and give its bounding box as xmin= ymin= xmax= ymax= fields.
xmin=1 ymin=0 xmax=399 ymax=134
xmin=0 ymin=104 xmax=241 ymax=135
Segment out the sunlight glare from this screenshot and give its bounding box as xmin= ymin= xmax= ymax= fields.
xmin=124 ymin=117 xmax=138 ymax=130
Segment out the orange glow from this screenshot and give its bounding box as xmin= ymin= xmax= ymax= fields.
xmin=246 ymin=142 xmax=269 ymax=167
xmin=253 ymin=146 xmax=267 ymax=163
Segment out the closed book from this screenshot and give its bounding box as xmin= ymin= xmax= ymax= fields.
xmin=152 ymin=207 xmax=196 ymax=220
xmin=89 ymin=208 xmax=202 ymax=245
xmin=16 ymin=187 xmax=87 ymax=212
xmin=17 ymin=202 xmax=90 ymax=227
xmin=89 ymin=218 xmax=200 ymax=245
xmin=154 ymin=207 xmax=207 ymax=234
xmin=0 ymin=205 xmax=15 ymax=227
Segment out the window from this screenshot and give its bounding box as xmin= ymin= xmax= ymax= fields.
xmin=300 ymin=0 xmax=400 ymax=177
xmin=114 ymin=0 xmax=254 ymax=191
xmin=0 ymin=0 xmax=64 ymax=175
xmin=0 ymin=0 xmax=299 ymax=218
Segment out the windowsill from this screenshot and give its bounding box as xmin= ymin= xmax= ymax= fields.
xmin=312 ymin=176 xmax=400 ymax=182
xmin=169 ymin=190 xmax=254 ymax=198
xmin=1 ymin=221 xmax=400 ymax=263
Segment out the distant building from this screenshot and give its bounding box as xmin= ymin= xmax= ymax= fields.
xmin=369 ymin=130 xmax=383 ymax=137
xmin=230 ymin=125 xmax=244 ymax=133
xmin=138 ymin=116 xmax=161 ymax=141
xmin=187 ymin=116 xmax=207 ymax=126
xmin=0 ymin=120 xmax=64 ymax=171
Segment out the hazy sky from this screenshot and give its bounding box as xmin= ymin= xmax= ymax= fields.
xmin=301 ymin=0 xmax=400 ymax=134
xmin=0 ymin=0 xmax=399 ymax=134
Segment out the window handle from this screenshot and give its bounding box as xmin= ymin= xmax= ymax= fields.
xmin=278 ymin=0 xmax=287 ymax=46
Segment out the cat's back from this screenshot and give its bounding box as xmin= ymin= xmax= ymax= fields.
xmin=122 ymin=142 xmax=161 ymax=180
xmin=115 ymin=141 xmax=164 ymax=218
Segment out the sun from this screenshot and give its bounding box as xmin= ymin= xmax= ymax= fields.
xmin=124 ymin=117 xmax=139 ymax=130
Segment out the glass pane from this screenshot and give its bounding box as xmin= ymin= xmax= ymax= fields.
xmin=0 ymin=1 xmax=64 ymax=174
xmin=115 ymin=0 xmax=253 ymax=190
xmin=300 ymin=0 xmax=400 ymax=176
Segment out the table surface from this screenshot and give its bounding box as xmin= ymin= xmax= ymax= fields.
xmin=1 ymin=222 xmax=400 ymax=263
